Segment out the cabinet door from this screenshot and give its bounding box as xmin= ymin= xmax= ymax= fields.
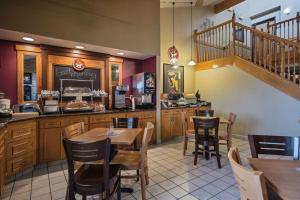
xmin=171 ymin=110 xmax=183 ymax=137
xmin=161 ymin=111 xmax=171 ymax=142
xmin=39 ymin=128 xmax=63 ymax=162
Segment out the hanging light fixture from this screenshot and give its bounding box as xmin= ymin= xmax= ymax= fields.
xmin=168 ymin=2 xmax=179 ymax=65
xmin=188 ymin=1 xmax=196 ymax=66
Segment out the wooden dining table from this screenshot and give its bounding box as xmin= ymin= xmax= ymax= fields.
xmin=249 ymin=158 xmax=300 ymax=200
xmin=70 ymin=127 xmax=143 ymax=146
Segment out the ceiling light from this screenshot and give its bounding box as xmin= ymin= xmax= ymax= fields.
xmin=188 ymin=59 xmax=196 ymax=66
xmin=283 ymin=7 xmax=291 ymax=14
xmin=117 ymin=52 xmax=124 ymax=56
xmin=22 ymin=37 xmax=34 ymax=42
xmin=75 ymin=45 xmax=84 ymax=49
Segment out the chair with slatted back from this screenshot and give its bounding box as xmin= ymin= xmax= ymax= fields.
xmin=182 ymin=111 xmax=195 ymax=155
xmin=248 ymin=135 xmax=300 ymax=160
xmin=219 ymin=112 xmax=237 ymax=152
xmin=63 ymin=138 xmax=121 ymax=200
xmin=63 ymin=122 xmax=85 ymax=139
xmin=228 ymin=147 xmax=268 ymax=200
xmin=111 ymin=122 xmax=154 ymax=200
xmin=193 ymin=117 xmax=221 ymax=168
xmin=113 ymin=118 xmax=139 ymax=128
xmin=195 ymin=109 xmax=214 ymax=117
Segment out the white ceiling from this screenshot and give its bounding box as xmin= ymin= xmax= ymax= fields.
xmin=160 ymin=0 xmax=223 ymax=8
xmin=0 ymin=29 xmax=153 ymax=60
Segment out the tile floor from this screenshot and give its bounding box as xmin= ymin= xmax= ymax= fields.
xmin=1 ymin=138 xmax=253 ymax=200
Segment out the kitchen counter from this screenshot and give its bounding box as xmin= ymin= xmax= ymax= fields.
xmin=0 ymin=108 xmax=156 ymax=129
xmin=161 ymin=102 xmax=211 ymax=110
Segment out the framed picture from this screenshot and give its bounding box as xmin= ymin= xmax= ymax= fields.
xmin=163 ymin=64 xmax=184 ymax=93
xmin=24 ymin=73 xmax=32 ymax=84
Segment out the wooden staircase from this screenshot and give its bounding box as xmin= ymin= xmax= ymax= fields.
xmin=194 ymin=13 xmax=300 ymax=100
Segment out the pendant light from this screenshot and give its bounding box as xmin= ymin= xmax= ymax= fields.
xmin=168 ymin=2 xmax=179 ymax=66
xmin=188 ymin=1 xmax=196 ymax=66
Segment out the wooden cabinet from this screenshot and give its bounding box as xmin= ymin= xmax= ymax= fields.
xmin=160 ymin=107 xmax=211 ymax=142
xmin=0 ymin=128 xmax=6 ymax=195
xmin=39 ymin=128 xmax=63 ymax=162
xmin=5 ymin=120 xmax=36 ymax=177
xmin=108 ymin=57 xmax=123 ymax=109
xmin=161 ymin=109 xmax=183 ymax=142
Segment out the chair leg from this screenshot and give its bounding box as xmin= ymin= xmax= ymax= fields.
xmin=183 ymin=136 xmax=188 ymax=155
xmin=136 ymin=169 xmax=139 ymax=182
xmin=117 ymin=178 xmax=121 ymax=200
xmin=227 ymin=140 xmax=231 ymax=152
xmin=105 ymin=189 xmax=110 ymax=200
xmin=215 ymin=142 xmax=221 ymax=168
xmin=140 ymin=172 xmax=146 ymax=200
xmin=66 ymin=185 xmax=75 ymax=200
xmin=144 ymin=166 xmax=149 ymax=185
xmin=194 ymin=138 xmax=198 ymax=165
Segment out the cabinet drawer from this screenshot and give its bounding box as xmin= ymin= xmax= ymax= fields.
xmin=6 ymin=138 xmax=34 ymax=158
xmin=40 ymin=119 xmax=62 ymax=129
xmin=6 ymin=154 xmax=34 ymax=176
xmin=90 ymin=115 xmax=110 ymax=124
xmin=143 ymin=112 xmax=155 ymax=119
xmin=61 ymin=116 xmax=89 ymax=127
xmin=6 ymin=123 xmax=36 ymax=142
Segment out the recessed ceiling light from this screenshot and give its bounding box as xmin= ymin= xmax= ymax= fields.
xmin=22 ymin=37 xmax=34 ymax=42
xmin=117 ymin=52 xmax=124 ymax=56
xmin=283 ymin=7 xmax=291 ymax=14
xmin=75 ymin=45 xmax=84 ymax=49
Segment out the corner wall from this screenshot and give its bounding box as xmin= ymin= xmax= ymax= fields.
xmin=195 ymin=65 xmax=300 ymax=137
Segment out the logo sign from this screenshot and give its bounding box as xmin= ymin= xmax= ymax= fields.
xmin=168 ymin=45 xmax=179 ymax=64
xmin=72 ymin=58 xmax=85 ymax=72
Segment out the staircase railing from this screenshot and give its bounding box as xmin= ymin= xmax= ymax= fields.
xmin=267 ymin=12 xmax=300 ymax=42
xmin=195 ymin=13 xmax=300 ymax=85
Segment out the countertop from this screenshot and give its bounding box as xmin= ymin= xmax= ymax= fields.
xmin=0 ymin=108 xmax=156 ymax=129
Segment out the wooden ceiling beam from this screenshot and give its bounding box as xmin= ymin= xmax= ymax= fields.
xmin=214 ymin=0 xmax=245 ymax=13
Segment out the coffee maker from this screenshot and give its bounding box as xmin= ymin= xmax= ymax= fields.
xmin=112 ymin=85 xmax=129 ymax=109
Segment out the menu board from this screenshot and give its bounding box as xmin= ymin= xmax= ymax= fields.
xmin=53 ymin=65 xmax=101 ymax=91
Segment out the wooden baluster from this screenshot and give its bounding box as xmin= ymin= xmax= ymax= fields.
xmin=287 ymin=44 xmax=290 ymax=81
xmin=284 ymin=22 xmax=286 ymax=40
xmin=218 ymin=27 xmax=221 ymax=58
xmin=194 ymin=30 xmax=199 ymax=63
xmin=251 ymin=24 xmax=256 ymax=62
xmin=293 ymin=46 xmax=296 ymax=83
xmin=274 ymin=41 xmax=277 ymax=73
xmin=258 ymin=29 xmax=263 ymax=67
xmin=229 ymin=22 xmax=231 ymax=55
xmin=263 ymin=35 xmax=267 ymax=68
xmin=221 ymin=25 xmax=224 ymax=57
xmin=297 ymin=12 xmax=300 ymax=42
xmin=232 ymin=12 xmax=236 ymax=56
xmin=268 ymin=38 xmax=272 ymax=71
xmin=280 ymin=42 xmax=285 ymax=78
xmin=267 ymin=21 xmax=270 ymax=34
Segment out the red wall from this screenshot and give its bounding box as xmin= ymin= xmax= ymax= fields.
xmin=139 ymin=56 xmax=156 ymax=73
xmin=0 ymin=39 xmax=156 ymax=106
xmin=0 ymin=40 xmax=17 ymax=105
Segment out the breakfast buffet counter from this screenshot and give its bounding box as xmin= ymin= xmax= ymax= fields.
xmin=0 ymin=105 xmax=211 ymax=193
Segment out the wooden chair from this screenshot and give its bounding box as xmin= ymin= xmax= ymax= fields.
xmin=63 ymin=122 xmax=84 ymax=139
xmin=228 ymin=147 xmax=268 ymax=200
xmin=248 ymin=135 xmax=300 ymax=160
xmin=111 ymin=122 xmax=154 ymax=200
xmin=193 ymin=117 xmax=221 ymax=168
xmin=63 ymin=138 xmax=121 ymax=200
xmin=219 ymin=112 xmax=237 ymax=152
xmin=182 ymin=111 xmax=195 ymax=155
xmin=195 ymin=109 xmax=214 ymax=117
xmin=113 ymin=117 xmax=139 ymax=128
